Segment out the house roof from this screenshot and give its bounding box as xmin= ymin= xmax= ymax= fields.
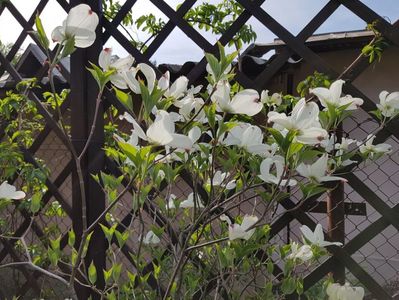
xmin=1 ymin=23 xmax=397 ymax=88
xmin=243 ymin=29 xmax=376 ymax=58
xmin=0 ymin=44 xmax=69 ymax=88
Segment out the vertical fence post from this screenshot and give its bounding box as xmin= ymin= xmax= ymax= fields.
xmin=70 ymin=0 xmax=105 ymax=298
xmin=327 ymin=124 xmax=345 ymax=284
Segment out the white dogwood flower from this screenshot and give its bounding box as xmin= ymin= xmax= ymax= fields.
xmin=120 ymin=112 xmax=148 ymax=142
xmin=268 ymin=98 xmax=328 ymax=145
xmin=221 ymin=214 xmax=258 ymax=241
xmin=174 ymin=85 xmax=206 ymax=122
xmin=376 ymin=90 xmax=399 ymax=117
xmin=98 ymin=48 xmax=134 ymax=89
xmin=261 ymin=90 xmax=282 ymax=107
xmin=223 ymin=123 xmax=271 ymax=156
xmin=142 ymin=230 xmax=160 ymax=245
xmin=326 ymin=282 xmax=365 ymax=300
xmin=212 ymin=81 xmax=263 ymax=116
xmin=123 ymin=63 xmax=156 ymax=94
xmin=300 ymin=224 xmax=343 ymax=247
xmin=336 ymin=137 xmax=356 ymax=153
xmin=287 ymin=242 xmax=313 ymax=262
xmin=207 ymin=170 xmax=236 ymax=190
xmin=311 ymin=80 xmax=363 ymax=110
xmin=180 ymin=192 xmax=204 ymax=208
xmin=0 ymin=181 xmax=26 ymax=200
xmin=146 ymin=110 xmax=194 ymax=150
xmin=164 ymin=76 xmax=189 ymax=100
xmin=51 ymin=4 xmax=99 ymax=48
xmin=166 ymin=194 xmax=176 ymax=209
xmin=296 ymin=154 xmax=346 ymax=183
xmin=358 ymin=134 xmax=392 ymax=158
xmin=259 ymin=156 xmax=297 ymax=187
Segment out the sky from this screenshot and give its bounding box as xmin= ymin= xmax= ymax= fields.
xmin=0 ymin=0 xmax=398 ymax=64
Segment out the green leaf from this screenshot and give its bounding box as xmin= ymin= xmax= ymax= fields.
xmin=47 ymin=248 xmax=58 ymax=266
xmin=104 ymin=267 xmax=113 ymax=284
xmin=107 ymin=291 xmax=116 ymax=300
xmin=88 ymin=261 xmax=97 ymax=285
xmin=300 ymin=149 xmax=322 ymax=162
xmin=153 ymin=262 xmax=161 ymax=279
xmin=115 ymin=230 xmax=129 ymax=248
xmin=100 ymin=223 xmax=116 ymax=244
xmin=266 ymin=260 xmax=274 ymax=275
xmin=205 ymin=52 xmax=220 ymax=80
xmin=82 ymin=231 xmax=94 ymax=258
xmin=87 ymin=62 xmax=114 ymax=92
xmin=287 ymin=142 xmax=303 ymax=159
xmin=30 ymin=192 xmax=42 ymax=214
xmin=60 ymin=36 xmax=76 ymax=58
xmin=112 ymin=263 xmax=122 ymax=282
xmin=114 ymin=87 xmax=133 ymax=112
xmin=268 ymin=128 xmax=284 ymax=148
xmin=35 ymin=14 xmax=49 ymax=49
xmin=71 ymin=248 xmax=78 ymax=265
xmin=296 ymin=278 xmax=304 ymax=295
xmin=127 ymin=271 xmax=136 ymax=284
xmin=140 ymin=81 xmax=156 ymax=118
xmin=118 ymin=141 xmax=139 ymax=166
xmin=68 ymin=230 xmax=76 ymax=248
xmin=281 ymin=277 xmax=296 ymax=295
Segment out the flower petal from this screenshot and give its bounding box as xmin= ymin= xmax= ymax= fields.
xmin=65 ymin=4 xmax=99 ymax=33
xmin=230 ymin=89 xmax=262 ymax=116
xmin=99 ymin=48 xmax=112 ymax=70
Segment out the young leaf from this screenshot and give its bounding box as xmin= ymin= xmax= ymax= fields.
xmin=114 ymin=87 xmax=133 ymax=112
xmin=88 ymin=261 xmax=97 ymax=285
xmin=68 ymin=230 xmax=76 ymax=248
xmin=60 ymin=36 xmax=76 ymax=58
xmin=30 ymin=192 xmax=42 ymax=214
xmin=35 ymin=14 xmax=49 ymax=49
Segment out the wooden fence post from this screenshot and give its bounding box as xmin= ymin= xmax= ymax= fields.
xmin=70 ymin=0 xmax=106 ymax=298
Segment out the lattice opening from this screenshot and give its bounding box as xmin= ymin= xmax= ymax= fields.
xmin=0 ymin=8 xmax=24 ymax=56
xmin=150 ymin=26 xmax=204 ymax=64
xmin=11 ymin=0 xmax=41 ymax=20
xmin=315 ymin=4 xmax=368 ymax=34
xmin=39 ymin=0 xmax=68 ymax=39
xmin=262 ymin=0 xmax=330 ymax=35
xmin=34 ymin=131 xmax=71 ymax=181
